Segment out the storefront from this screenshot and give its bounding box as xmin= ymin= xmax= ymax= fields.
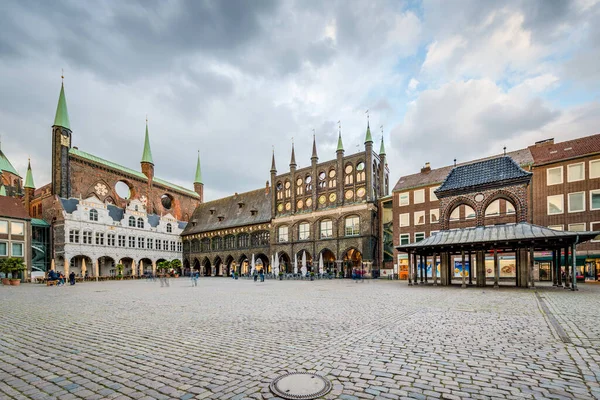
xmin=535 ymin=253 xmax=599 ymax=281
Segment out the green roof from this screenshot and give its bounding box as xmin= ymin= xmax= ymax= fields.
xmin=365 ymin=122 xmax=373 ymax=144
xmin=194 ymin=151 xmax=202 ymax=184
xmin=337 ymin=132 xmax=344 ymax=152
xmin=141 ymin=121 xmax=154 ymax=164
xmin=31 ymin=218 xmax=50 ymax=227
xmin=54 ymin=82 xmax=71 ymax=129
xmin=0 ymin=185 xmax=5 ymax=196
xmin=69 ymin=147 xmax=199 ymax=198
xmin=379 ymin=137 xmax=386 ymax=155
xmin=24 ymin=160 xmax=35 ymax=189
xmin=0 ymin=149 xmax=20 ymax=177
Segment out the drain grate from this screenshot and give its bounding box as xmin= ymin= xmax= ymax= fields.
xmin=270 ymin=372 xmax=331 ymax=399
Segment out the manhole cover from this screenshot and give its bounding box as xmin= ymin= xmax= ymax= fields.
xmin=270 ymin=372 xmax=331 ymax=399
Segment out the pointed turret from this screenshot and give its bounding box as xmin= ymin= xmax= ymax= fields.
xmin=193 ymin=150 xmax=204 ymax=203
xmin=194 ymin=151 xmax=203 ymax=184
xmin=270 ymin=148 xmax=277 ymax=173
xmin=54 ymin=82 xmax=71 ymax=129
xmin=311 ymin=134 xmax=318 ymax=161
xmin=336 ymin=132 xmax=344 ymax=153
xmin=24 ymin=159 xmax=35 ymax=189
xmin=364 ymin=121 xmax=373 ymax=144
xmin=289 ymin=142 xmax=297 ymax=168
xmin=379 ymin=136 xmax=386 ymax=156
xmin=141 ymin=120 xmax=154 ymax=165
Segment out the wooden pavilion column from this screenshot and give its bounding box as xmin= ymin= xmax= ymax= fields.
xmin=413 ymin=253 xmax=418 ymax=286
xmin=564 ymin=246 xmax=571 ymax=289
xmin=408 ymin=252 xmax=413 ymax=286
xmin=529 ymin=248 xmax=535 ymax=288
xmin=476 ymin=250 xmax=486 ymax=287
xmin=557 ymin=249 xmax=563 ymax=286
xmin=432 ymin=254 xmax=438 ymax=286
xmin=571 ymin=243 xmax=578 ymax=291
xmin=419 ymin=255 xmax=424 ymax=284
xmin=493 ymin=249 xmax=499 ymax=289
xmin=424 ymin=255 xmax=428 ymax=284
xmin=440 ymin=252 xmax=449 ymax=286
xmin=552 ymin=250 xmax=558 ymax=286
xmin=517 ymin=248 xmax=529 ymax=288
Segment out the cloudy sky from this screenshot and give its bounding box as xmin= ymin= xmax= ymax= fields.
xmin=1 ymin=0 xmax=599 ymax=200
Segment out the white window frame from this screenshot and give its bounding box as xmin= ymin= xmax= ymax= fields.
xmin=399 ymin=192 xmax=409 ymax=206
xmin=430 ymin=187 xmax=439 ymax=202
xmin=344 ymin=216 xmax=360 ymax=236
xmin=414 ymin=189 xmax=425 ymax=204
xmin=567 ymin=162 xmax=585 ymax=183
xmin=590 ymin=190 xmax=600 ymax=211
xmin=591 ymin=222 xmax=600 ymax=242
xmin=82 ymin=231 xmax=92 ymax=244
xmin=399 ymin=234 xmax=410 ymax=246
xmin=11 ymin=242 xmax=24 ymax=257
xmin=399 ymin=213 xmax=410 ymax=227
xmin=430 ymin=209 xmax=439 ymax=224
xmin=0 ymin=241 xmax=7 ymax=256
xmin=568 ymin=223 xmax=586 ymax=232
xmin=546 ymin=166 xmax=563 ymax=186
xmin=547 ymin=194 xmax=564 ymax=215
xmin=449 ymin=207 xmax=460 ymax=221
xmin=465 ymin=205 xmax=476 ymax=219
xmin=414 ymin=232 xmax=425 ymax=243
xmin=414 ymin=211 xmax=425 ymax=226
xmin=298 ymin=222 xmax=310 ymax=240
xmin=590 ymin=160 xmax=600 ymax=179
xmin=430 ymin=230 xmax=439 ymax=236
xmin=0 ymin=220 xmax=7 ymax=234
xmin=10 ymin=221 xmax=24 ymax=236
xmin=320 ymin=220 xmax=333 ymax=238
xmin=568 ymin=191 xmax=586 ymax=213
xmin=548 ymin=225 xmax=564 ymax=231
xmin=278 ymin=226 xmax=289 ymax=243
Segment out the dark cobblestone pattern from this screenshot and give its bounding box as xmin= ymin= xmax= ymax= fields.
xmin=1 ymin=280 xmax=599 ymax=399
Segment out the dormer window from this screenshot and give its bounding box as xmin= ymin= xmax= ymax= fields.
xmin=238 ymin=202 xmax=245 ymax=209
xmin=218 ymin=215 xmax=225 ymax=222
xmin=210 ymin=208 xmax=216 ymax=215
xmin=250 ymin=209 xmax=258 ymax=216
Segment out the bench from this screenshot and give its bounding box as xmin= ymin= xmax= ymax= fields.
xmin=46 ymin=280 xmax=58 ymax=286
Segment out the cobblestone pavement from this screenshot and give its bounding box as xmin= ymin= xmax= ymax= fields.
xmin=1 ymin=279 xmax=599 ymax=400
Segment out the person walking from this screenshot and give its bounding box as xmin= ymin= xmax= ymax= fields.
xmin=259 ymin=270 xmax=265 ymax=282
xmin=69 ymin=271 xmax=75 ymax=285
xmin=191 ymin=271 xmax=198 ymax=286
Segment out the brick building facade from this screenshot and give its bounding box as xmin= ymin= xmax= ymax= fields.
xmin=183 ymin=124 xmax=389 ymax=277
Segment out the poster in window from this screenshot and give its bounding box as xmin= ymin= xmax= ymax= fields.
xmin=453 ymin=260 xmax=470 ymax=278
xmin=418 ymin=260 xmax=441 ymax=277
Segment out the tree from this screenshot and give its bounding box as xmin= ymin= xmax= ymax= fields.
xmin=0 ymin=258 xmax=26 ymax=279
xmin=170 ymin=259 xmax=182 ymax=273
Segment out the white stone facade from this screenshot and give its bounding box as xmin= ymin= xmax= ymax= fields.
xmin=59 ymin=196 xmax=184 ymax=277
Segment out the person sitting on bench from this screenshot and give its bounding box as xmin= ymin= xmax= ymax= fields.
xmin=48 ymin=270 xmax=59 ymax=285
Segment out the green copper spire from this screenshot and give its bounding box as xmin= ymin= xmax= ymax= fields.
xmin=141 ymin=119 xmax=154 ymax=164
xmin=364 ymin=121 xmax=373 ymax=144
xmin=379 ymin=136 xmax=386 ymax=155
xmin=194 ymin=150 xmax=203 ymax=184
xmin=24 ymin=159 xmax=35 ymax=189
xmin=0 ymin=184 xmax=5 ymax=196
xmin=53 ymin=81 xmax=71 ymax=130
xmin=337 ymin=132 xmax=344 ymax=152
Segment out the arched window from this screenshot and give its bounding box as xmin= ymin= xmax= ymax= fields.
xmin=298 ymin=222 xmax=310 ymax=240
xmin=305 ymin=175 xmax=312 ymax=192
xmin=485 ymin=200 xmax=500 ymax=216
xmin=320 ymin=219 xmax=333 ymax=239
xmin=450 ymin=207 xmax=460 ymax=221
xmin=89 ymin=209 xmax=98 ymax=221
xmin=276 ymin=181 xmax=283 ymax=200
xmin=328 ymin=169 xmax=337 ymax=188
xmin=237 ymin=233 xmax=249 ymax=248
xmin=251 ymin=231 xmax=270 ymax=246
xmin=212 ymin=237 xmax=222 ymax=251
xmin=128 ymin=216 xmax=136 ymax=227
xmin=137 ymin=217 xmax=144 ymax=228
xmin=345 ymin=216 xmax=360 ymax=236
xmin=166 ymin=223 xmax=172 ymax=233
xmin=344 ymin=164 xmax=354 ymax=185
xmin=278 ymin=226 xmax=289 ymax=243
xmin=284 ymin=181 xmax=291 ymax=198
xmin=318 ymin=171 xmax=326 ymax=188
xmin=296 ymin=177 xmax=303 ymax=195
xmin=465 ymin=205 xmax=476 ymax=219
xmin=356 ymin=162 xmax=366 ymax=182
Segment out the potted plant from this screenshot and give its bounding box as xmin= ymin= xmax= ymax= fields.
xmin=1 ymin=258 xmax=26 ymax=286
xmin=310 ymin=271 xmax=315 ymax=281
xmin=338 ymin=271 xmax=344 ymax=279
xmin=0 ymin=259 xmax=13 ymax=285
xmin=170 ymin=259 xmax=182 ymax=278
xmin=278 ymin=271 xmax=283 ymax=280
xmin=157 ymin=261 xmax=170 ymax=275
xmin=234 ymin=272 xmax=238 ymax=280
xmin=116 ymin=263 xmax=124 ymax=280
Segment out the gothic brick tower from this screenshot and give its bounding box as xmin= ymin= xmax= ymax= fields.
xmin=193 ymin=151 xmax=204 ymax=203
xmin=51 ymin=79 xmax=72 ymax=198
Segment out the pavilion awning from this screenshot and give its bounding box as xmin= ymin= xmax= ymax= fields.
xmin=396 ymin=222 xmax=600 ymax=254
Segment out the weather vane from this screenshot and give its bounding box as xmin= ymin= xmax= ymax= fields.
xmin=365 ymin=109 xmax=369 ymax=121
xmin=61 ymin=68 xmax=64 ymax=81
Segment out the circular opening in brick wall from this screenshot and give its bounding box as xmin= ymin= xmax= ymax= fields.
xmin=270 ymin=372 xmax=331 ymax=399
xmin=115 ymin=181 xmax=132 ymax=200
xmin=161 ymin=194 xmax=173 ymax=210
